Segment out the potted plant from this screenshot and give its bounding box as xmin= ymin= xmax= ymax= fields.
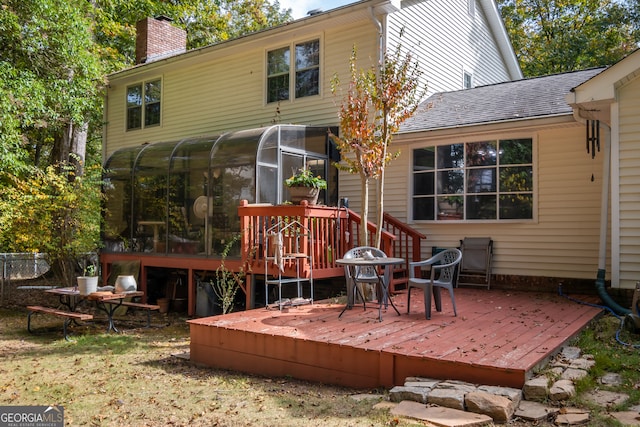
xmin=285 ymin=167 xmax=327 ymax=205
xmin=77 ymin=263 xmax=99 ymax=295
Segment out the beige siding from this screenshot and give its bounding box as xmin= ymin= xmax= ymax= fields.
xmin=339 ymin=122 xmax=608 ymax=281
xmin=105 ymin=21 xmax=378 ymax=156
xmin=618 ymin=75 xmax=640 ymax=288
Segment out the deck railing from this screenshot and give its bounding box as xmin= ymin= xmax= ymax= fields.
xmin=382 ymin=213 xmax=427 ymax=292
xmin=238 ymin=200 xmax=393 ymax=279
xmin=238 ymin=200 xmax=426 ymax=291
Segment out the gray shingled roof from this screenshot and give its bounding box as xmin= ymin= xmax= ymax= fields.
xmin=400 ymin=68 xmax=605 ymax=133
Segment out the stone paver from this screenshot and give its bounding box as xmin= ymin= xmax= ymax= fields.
xmin=381 ymin=346 xmax=632 ymax=426
xmin=561 ymin=368 xmax=588 ymax=381
xmin=389 ymin=386 xmax=429 ymax=403
xmin=610 ymin=410 xmax=640 ymax=426
xmin=464 ymin=391 xmax=514 ymax=423
xmin=555 ymin=407 xmax=589 ymax=425
xmin=600 ymin=372 xmax=623 ymax=386
xmin=391 ymin=401 xmax=493 ymax=427
xmin=561 ymin=346 xmax=582 ymax=359
xmin=549 ymin=379 xmax=576 ymax=401
xmin=523 ymin=376 xmax=549 ymax=401
xmin=569 ymin=357 xmax=595 ymax=370
xmin=583 ymin=389 xmax=628 ymax=408
xmin=514 ymin=400 xmax=559 ymax=421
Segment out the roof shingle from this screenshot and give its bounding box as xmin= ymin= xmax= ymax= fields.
xmin=400 ymin=68 xmax=606 ymax=133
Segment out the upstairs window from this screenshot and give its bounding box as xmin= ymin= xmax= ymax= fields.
xmin=267 ymin=39 xmax=319 ymax=103
xmin=267 ymin=47 xmax=290 ymax=102
xmin=412 ymin=138 xmax=534 ymax=221
xmin=463 ymin=71 xmax=473 ymax=89
xmin=127 ymin=79 xmax=161 ymax=130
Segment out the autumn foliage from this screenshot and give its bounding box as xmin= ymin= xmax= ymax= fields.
xmin=330 ymin=46 xmax=424 ymax=246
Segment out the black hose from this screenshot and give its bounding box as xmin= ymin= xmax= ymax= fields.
xmin=595 ymin=268 xmax=630 ymax=316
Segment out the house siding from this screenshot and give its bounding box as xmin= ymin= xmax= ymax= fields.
xmin=617 ymin=75 xmax=640 ymax=288
xmin=387 ymin=0 xmax=511 ymax=95
xmin=105 ymin=21 xmax=379 ymax=156
xmin=376 ymin=122 xmax=607 ymax=281
xmin=105 ymin=2 xmax=517 ymax=157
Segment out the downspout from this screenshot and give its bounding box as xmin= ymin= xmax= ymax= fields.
xmin=572 ymin=108 xmax=629 ymax=315
xmin=369 ymin=6 xmax=384 ymax=248
xmin=369 ymin=6 xmax=384 ymax=65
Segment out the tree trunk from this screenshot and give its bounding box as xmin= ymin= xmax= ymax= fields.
xmin=359 ymin=174 xmax=369 ymax=247
xmin=374 ymin=118 xmax=390 ymax=249
xmin=50 ymin=121 xmax=88 ymax=176
xmin=375 ymin=171 xmax=383 ymax=249
xmin=70 ymin=122 xmax=88 ymax=176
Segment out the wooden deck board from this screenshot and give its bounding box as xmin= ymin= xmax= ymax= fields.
xmin=189 ymin=288 xmax=603 ymax=389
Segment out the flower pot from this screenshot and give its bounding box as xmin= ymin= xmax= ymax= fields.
xmin=287 ymin=186 xmax=320 ymax=205
xmin=157 ymin=297 xmax=170 ymax=314
xmin=115 ymin=275 xmax=137 ymax=293
xmin=77 ymin=276 xmax=98 ymax=295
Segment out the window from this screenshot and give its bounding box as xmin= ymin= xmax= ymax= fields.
xmin=267 ymin=39 xmax=319 ymax=103
xmin=412 ymin=138 xmax=533 ymax=221
xmin=267 ymin=47 xmax=290 ymax=102
xmin=127 ymin=79 xmax=161 ymax=130
xmin=463 ymin=71 xmax=473 ymax=89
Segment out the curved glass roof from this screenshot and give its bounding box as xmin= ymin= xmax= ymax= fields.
xmin=103 ymin=125 xmax=338 ymax=256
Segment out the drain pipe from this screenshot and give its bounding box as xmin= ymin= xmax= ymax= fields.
xmin=369 ymin=6 xmax=384 ymax=65
xmin=593 ymin=120 xmax=629 ymax=315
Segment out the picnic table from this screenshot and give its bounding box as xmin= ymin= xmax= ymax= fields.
xmin=45 ymin=287 xmax=144 ymax=333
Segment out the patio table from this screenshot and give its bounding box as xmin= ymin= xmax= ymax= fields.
xmin=45 ymin=287 xmax=143 ymax=333
xmin=336 ymin=257 xmax=403 ymax=321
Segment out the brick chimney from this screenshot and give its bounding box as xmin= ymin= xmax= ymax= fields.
xmin=135 ymin=16 xmax=187 ymax=64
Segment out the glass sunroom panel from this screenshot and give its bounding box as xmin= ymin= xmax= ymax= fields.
xmin=258 ymin=165 xmax=277 ymax=204
xmin=103 ymin=146 xmax=145 ymax=252
xmin=209 ymin=130 xmax=260 ymax=255
xmin=168 ymin=136 xmax=219 ymax=255
xmin=133 ymin=141 xmax=175 ymax=253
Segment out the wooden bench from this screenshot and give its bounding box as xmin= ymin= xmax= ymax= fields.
xmin=103 ymin=301 xmax=161 ymax=328
xmin=27 ymin=305 xmax=93 ymax=341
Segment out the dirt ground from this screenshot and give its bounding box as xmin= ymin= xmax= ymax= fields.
xmin=0 ymin=280 xmax=567 ymax=426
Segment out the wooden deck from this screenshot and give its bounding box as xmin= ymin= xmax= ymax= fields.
xmin=188 ymin=288 xmax=603 ymax=389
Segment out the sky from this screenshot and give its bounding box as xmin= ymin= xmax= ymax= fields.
xmin=279 ymin=0 xmax=352 ymax=19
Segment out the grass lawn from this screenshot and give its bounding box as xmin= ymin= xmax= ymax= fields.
xmin=2 ymin=285 xmax=640 ymax=426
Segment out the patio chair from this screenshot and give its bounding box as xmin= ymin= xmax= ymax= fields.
xmin=407 ymin=248 xmax=462 ymax=320
xmin=457 ymin=237 xmax=493 ymax=289
xmin=339 ymin=246 xmax=386 ymax=316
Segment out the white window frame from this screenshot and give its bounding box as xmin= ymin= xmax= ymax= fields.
xmin=463 ymin=70 xmax=473 ymax=89
xmin=126 ymin=78 xmax=162 ymax=131
xmin=266 ymin=37 xmax=321 ymax=104
xmin=411 ymin=136 xmax=537 ymax=222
